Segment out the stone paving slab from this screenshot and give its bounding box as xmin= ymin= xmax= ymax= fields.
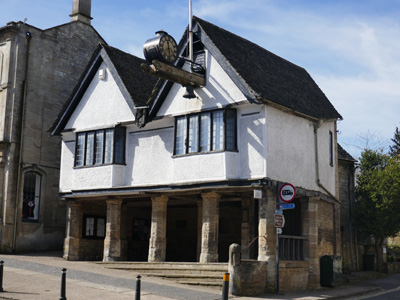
xmin=0 ymin=252 xmax=398 ymax=300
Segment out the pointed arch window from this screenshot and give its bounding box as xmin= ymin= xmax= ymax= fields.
xmin=22 ymin=171 xmax=41 ymax=221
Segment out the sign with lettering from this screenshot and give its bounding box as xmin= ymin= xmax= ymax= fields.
xmin=279 ymin=183 xmax=296 ymax=203
xmin=274 ymin=214 xmax=285 ymax=228
xmin=280 ymin=203 xmax=295 ymax=210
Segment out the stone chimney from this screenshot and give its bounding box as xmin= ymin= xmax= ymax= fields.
xmin=70 ymin=0 xmax=92 ymax=25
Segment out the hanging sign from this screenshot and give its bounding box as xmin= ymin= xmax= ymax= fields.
xmin=254 ymin=189 xmax=262 ymax=199
xmin=279 ymin=183 xmax=296 ymax=203
xmin=274 ymin=214 xmax=285 ymax=228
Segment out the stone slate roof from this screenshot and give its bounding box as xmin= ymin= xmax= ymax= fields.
xmin=102 ymin=45 xmax=158 ymax=107
xmin=192 ymin=17 xmax=342 ymax=120
xmin=50 ymin=44 xmax=157 ymax=135
xmin=338 ymin=144 xmax=357 ymax=162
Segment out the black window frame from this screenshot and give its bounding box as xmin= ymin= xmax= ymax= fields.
xmin=82 ymin=215 xmax=106 ymax=239
xmin=22 ymin=171 xmax=42 ymax=222
xmin=173 ymin=108 xmax=237 ymax=155
xmin=74 ymin=126 xmax=126 ymax=167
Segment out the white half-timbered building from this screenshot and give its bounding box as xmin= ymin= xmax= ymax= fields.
xmin=50 ymin=17 xmax=343 ymax=291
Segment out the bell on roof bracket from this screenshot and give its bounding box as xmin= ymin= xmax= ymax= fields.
xmin=183 ymin=85 xmax=196 ymax=99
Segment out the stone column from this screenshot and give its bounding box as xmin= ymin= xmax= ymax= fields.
xmin=103 ymin=199 xmax=123 ymax=262
xmin=258 ymin=188 xmax=277 ymax=291
xmin=197 ymin=200 xmax=203 ymax=261
xmin=200 ymin=192 xmax=220 ymax=263
xmin=334 ymin=202 xmax=341 ymax=257
xmin=63 ymin=201 xmax=83 ymax=261
xmin=241 ymin=193 xmax=251 ymax=259
xmin=148 ymin=195 xmax=168 ymax=262
xmin=305 ymin=196 xmax=320 ymax=289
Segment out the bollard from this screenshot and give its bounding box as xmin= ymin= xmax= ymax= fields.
xmin=222 ymin=273 xmax=229 ymax=300
xmin=135 ymin=275 xmax=141 ymax=300
xmin=0 ymin=260 xmax=4 ymax=292
xmin=60 ymin=268 xmax=67 ymax=300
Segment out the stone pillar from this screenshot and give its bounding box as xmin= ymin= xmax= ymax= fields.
xmin=241 ymin=193 xmax=251 ymax=259
xmin=200 ymin=192 xmax=220 ymax=263
xmin=197 ymin=200 xmax=203 ymax=261
xmin=258 ymin=188 xmax=277 ymax=291
xmin=63 ymin=201 xmax=83 ymax=261
xmin=148 ymin=195 xmax=168 ymax=262
xmin=305 ymin=196 xmax=320 ymax=289
xmin=334 ymin=202 xmax=341 ymax=257
xmin=103 ymin=199 xmax=123 ymax=262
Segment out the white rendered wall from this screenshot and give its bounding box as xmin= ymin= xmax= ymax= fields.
xmin=64 ymin=62 xmax=135 ymax=131
xmin=157 ymin=51 xmax=246 ymax=118
xmin=59 ymin=134 xmax=75 ymax=192
xmin=265 ymin=105 xmax=337 ymax=195
xmin=238 ymin=105 xmax=267 ymax=179
xmin=316 ymin=121 xmax=337 ymax=195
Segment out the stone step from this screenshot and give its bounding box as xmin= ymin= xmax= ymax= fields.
xmin=100 ymin=262 xmax=228 ymax=275
xmin=176 ymin=280 xmax=222 ymax=287
xmin=99 ymin=262 xmax=228 ymax=287
xmin=146 ymin=272 xmax=224 ymax=283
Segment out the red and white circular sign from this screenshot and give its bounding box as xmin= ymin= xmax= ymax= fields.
xmin=279 ymin=183 xmax=296 ymax=203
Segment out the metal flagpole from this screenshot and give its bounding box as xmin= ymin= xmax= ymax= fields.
xmin=188 ymin=0 xmax=193 ymax=62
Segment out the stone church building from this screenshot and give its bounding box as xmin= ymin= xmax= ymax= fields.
xmin=0 ymin=0 xmax=104 ymax=252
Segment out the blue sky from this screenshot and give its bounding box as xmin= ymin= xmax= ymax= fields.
xmin=2 ymin=0 xmax=400 ymax=160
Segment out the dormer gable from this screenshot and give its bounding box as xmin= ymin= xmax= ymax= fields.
xmin=50 ymin=44 xmax=157 ymax=135
xmin=146 ymin=16 xmax=342 ymax=124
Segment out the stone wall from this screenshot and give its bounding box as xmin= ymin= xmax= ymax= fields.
xmin=0 ymin=20 xmax=103 ymax=252
xmin=318 ymin=200 xmax=335 ymax=256
xmin=338 ymin=159 xmax=358 ymax=271
xmin=279 ymin=261 xmax=309 ymax=291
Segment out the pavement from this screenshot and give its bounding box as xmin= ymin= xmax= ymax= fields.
xmin=0 ymin=251 xmax=396 ymax=300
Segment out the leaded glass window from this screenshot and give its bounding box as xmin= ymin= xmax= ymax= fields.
xmin=22 ymin=171 xmax=41 ymax=221
xmin=174 ymin=109 xmax=237 ymax=155
xmin=74 ymin=127 xmax=125 ymax=167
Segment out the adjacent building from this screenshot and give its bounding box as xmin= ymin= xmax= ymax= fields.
xmin=0 ymin=0 xmax=104 ymax=252
xmin=50 ymin=17 xmax=344 ymax=291
xmin=338 ymin=144 xmax=358 ymax=272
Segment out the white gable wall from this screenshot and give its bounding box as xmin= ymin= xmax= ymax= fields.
xmin=265 ymin=105 xmax=337 ymax=196
xmin=64 ymin=62 xmax=136 ymax=131
xmin=157 ymin=51 xmax=247 ymax=117
xmin=60 ymin=62 xmax=138 ymax=191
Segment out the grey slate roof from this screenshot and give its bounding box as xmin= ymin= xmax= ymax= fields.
xmin=192 ymin=17 xmax=342 ymax=120
xmin=52 ymin=17 xmax=342 ymax=135
xmin=338 ymin=144 xmax=357 ymax=162
xmin=102 ymin=45 xmax=158 ymax=107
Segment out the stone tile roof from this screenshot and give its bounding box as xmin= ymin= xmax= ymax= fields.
xmin=338 ymin=143 xmax=357 ymax=162
xmin=193 ymin=17 xmax=342 ymax=120
xmin=102 ymin=45 xmax=158 ymax=107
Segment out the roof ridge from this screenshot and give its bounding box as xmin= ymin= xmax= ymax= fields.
xmin=193 ymin=16 xmax=307 ymax=73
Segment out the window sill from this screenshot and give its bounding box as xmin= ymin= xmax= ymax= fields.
xmin=22 ymin=219 xmax=40 ymax=223
xmin=82 ymin=236 xmax=105 ymax=240
xmin=73 ymin=163 xmax=126 ymax=169
xmin=172 ymin=149 xmax=238 ymax=158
